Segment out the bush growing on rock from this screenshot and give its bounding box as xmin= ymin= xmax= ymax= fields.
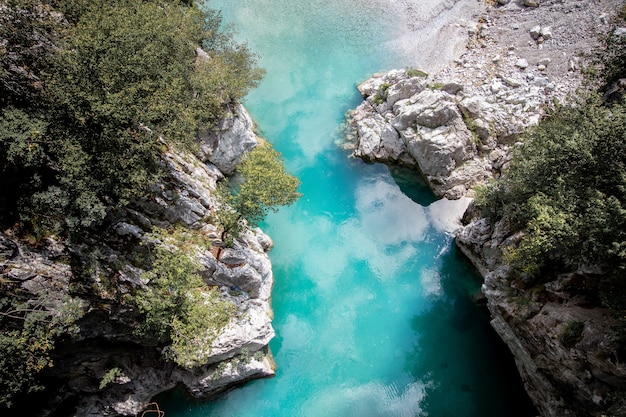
xmin=136 ymin=228 xmax=236 ymax=368
xmin=214 ymin=143 xmax=301 ymax=246
xmin=476 ymin=95 xmax=626 ymax=289
xmin=0 ymin=293 xmax=83 ymax=408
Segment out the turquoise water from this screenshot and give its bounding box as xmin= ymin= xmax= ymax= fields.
xmin=161 ymin=1 xmax=534 ymax=416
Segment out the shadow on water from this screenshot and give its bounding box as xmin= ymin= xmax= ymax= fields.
xmin=407 ymin=245 xmax=537 ymax=417
xmin=388 ymin=165 xmax=437 ymax=206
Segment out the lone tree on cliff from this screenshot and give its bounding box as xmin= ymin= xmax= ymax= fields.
xmin=214 ymin=142 xmax=301 ymax=247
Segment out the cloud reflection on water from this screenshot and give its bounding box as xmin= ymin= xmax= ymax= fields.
xmin=301 ymin=379 xmax=427 ymax=417
xmin=268 ymin=172 xmax=472 ymax=288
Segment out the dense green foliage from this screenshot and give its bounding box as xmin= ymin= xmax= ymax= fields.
xmin=0 ymin=294 xmax=82 ymax=408
xmin=214 ymin=143 xmax=301 ymax=245
xmin=0 ymin=0 xmax=263 ymax=237
xmin=135 ymin=228 xmax=236 ymax=368
xmin=476 ymin=98 xmax=626 ymax=279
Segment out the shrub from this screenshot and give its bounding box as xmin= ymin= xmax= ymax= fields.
xmin=214 ymin=143 xmax=301 ymax=245
xmin=0 ymin=295 xmax=83 ymax=408
xmin=135 ymin=228 xmax=236 ymax=368
xmin=406 ymin=67 xmax=428 ymax=78
xmin=562 ymin=320 xmax=585 ymax=347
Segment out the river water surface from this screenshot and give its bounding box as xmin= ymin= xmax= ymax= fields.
xmin=161 ymin=1 xmax=534 ymax=416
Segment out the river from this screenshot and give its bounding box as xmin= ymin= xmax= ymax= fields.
xmin=160 ymin=1 xmax=534 ymax=416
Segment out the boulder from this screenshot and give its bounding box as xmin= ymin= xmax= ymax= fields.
xmin=351 ymin=102 xmax=416 ymax=166
xmin=385 ymin=77 xmax=425 ymax=107
xmin=530 ymin=25 xmax=541 ymax=40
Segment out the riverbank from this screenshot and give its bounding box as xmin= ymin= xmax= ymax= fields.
xmin=347 ymin=0 xmax=622 ymax=198
xmin=385 ymin=0 xmax=486 ymax=73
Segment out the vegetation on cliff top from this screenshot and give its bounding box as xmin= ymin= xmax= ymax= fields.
xmin=0 ymin=0 xmax=263 ymax=238
xmin=475 ymin=10 xmax=626 ymax=303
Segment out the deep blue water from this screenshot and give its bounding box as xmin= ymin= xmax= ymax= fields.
xmin=160 ymin=1 xmax=534 ymax=416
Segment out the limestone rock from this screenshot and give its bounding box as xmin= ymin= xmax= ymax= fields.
xmin=351 ymin=102 xmax=416 ymax=166
xmin=385 ymin=76 xmax=425 ymax=107
xmin=515 ymin=58 xmax=529 ymax=69
xmin=540 ymin=26 xmax=552 ymax=40
xmin=197 ymin=104 xmax=259 ymax=175
xmin=393 ymin=89 xmax=461 ymax=130
xmin=614 ymin=27 xmax=626 ymax=39
xmin=529 ymin=25 xmax=541 ymax=40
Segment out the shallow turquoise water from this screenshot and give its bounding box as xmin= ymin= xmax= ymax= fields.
xmin=161 ymin=1 xmax=534 ymax=416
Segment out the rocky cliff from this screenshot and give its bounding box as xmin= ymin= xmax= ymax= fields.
xmin=457 ymin=210 xmax=626 ymax=417
xmin=346 ymin=0 xmax=626 ymax=415
xmin=0 ymin=104 xmax=277 ymax=416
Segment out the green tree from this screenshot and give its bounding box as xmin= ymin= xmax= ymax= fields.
xmin=0 ymin=294 xmax=83 ymax=408
xmin=214 ymin=143 xmax=301 ymax=245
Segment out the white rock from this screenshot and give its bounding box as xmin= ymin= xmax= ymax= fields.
xmin=540 ymin=26 xmax=552 ymax=40
xmin=529 ymin=25 xmax=542 ymax=40
xmin=614 ymin=27 xmax=626 ymax=39
xmin=537 ymin=57 xmax=551 ymax=67
xmin=515 ymin=58 xmax=529 ymax=69
xmin=351 ymin=102 xmax=415 ymax=165
xmin=197 ymin=104 xmax=258 ymax=175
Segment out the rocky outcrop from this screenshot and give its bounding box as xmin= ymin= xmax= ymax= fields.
xmin=197 ymin=104 xmax=258 ymax=175
xmin=347 ymin=70 xmax=494 ymax=199
xmin=0 ymin=105 xmax=276 ymax=416
xmin=347 ymin=0 xmax=623 ymax=200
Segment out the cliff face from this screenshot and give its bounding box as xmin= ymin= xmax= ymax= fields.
xmin=346 ymin=1 xmax=626 ymax=416
xmin=457 ymin=215 xmax=626 ymax=417
xmin=0 ymin=105 xmax=277 ymax=416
